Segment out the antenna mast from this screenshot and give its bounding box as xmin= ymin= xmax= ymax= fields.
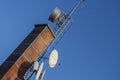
xmin=25 ymin=0 xmax=85 ymax=79
xmin=47 ymin=0 xmax=85 ymax=50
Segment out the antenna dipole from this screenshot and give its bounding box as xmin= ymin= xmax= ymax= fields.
xmin=69 ymin=0 xmax=85 ymax=18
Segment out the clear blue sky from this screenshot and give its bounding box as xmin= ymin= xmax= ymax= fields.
xmin=0 ymin=0 xmax=120 ymax=80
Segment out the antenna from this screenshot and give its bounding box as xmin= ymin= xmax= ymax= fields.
xmin=35 ymin=62 xmax=44 ymax=80
xmin=49 ymin=49 xmax=59 ymax=68
xmin=48 ymin=7 xmax=61 ymax=22
xmin=47 ymin=0 xmax=85 ymax=49
xmin=48 ymin=0 xmax=85 ymax=28
xmin=68 ymin=0 xmax=85 ymax=18
xmin=40 ymin=69 xmax=46 ymax=80
xmin=33 ymin=61 xmax=39 ymax=71
xmin=37 ymin=0 xmax=85 ymax=62
xmin=24 ymin=0 xmax=85 ymax=79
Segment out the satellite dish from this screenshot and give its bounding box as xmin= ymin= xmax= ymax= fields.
xmin=48 ymin=7 xmax=61 ymax=22
xmin=35 ymin=62 xmax=44 ymax=80
xmin=33 ymin=61 xmax=39 ymax=71
xmin=40 ymin=69 xmax=46 ymax=80
xmin=49 ymin=49 xmax=58 ymax=68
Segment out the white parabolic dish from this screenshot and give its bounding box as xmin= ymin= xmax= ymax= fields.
xmin=49 ymin=49 xmax=58 ymax=68
xmin=48 ymin=7 xmax=61 ymax=22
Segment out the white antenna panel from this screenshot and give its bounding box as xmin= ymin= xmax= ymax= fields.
xmin=49 ymin=49 xmax=58 ymax=68
xmin=33 ymin=61 xmax=39 ymax=71
xmin=40 ymin=69 xmax=46 ymax=80
xmin=35 ymin=62 xmax=44 ymax=80
xmin=48 ymin=7 xmax=61 ymax=22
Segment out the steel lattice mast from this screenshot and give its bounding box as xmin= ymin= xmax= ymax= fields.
xmin=25 ymin=0 xmax=85 ymax=79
